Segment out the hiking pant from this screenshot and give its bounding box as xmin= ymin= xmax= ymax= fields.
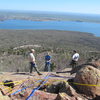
xmin=44 ymin=62 xmax=51 ymax=72
xmin=30 ymin=62 xmax=40 ymax=74
xmin=70 ymin=60 xmax=78 ymax=69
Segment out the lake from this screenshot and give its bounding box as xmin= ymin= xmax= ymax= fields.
xmin=0 ymin=19 xmax=100 ymax=37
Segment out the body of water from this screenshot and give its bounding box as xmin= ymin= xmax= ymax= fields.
xmin=0 ymin=19 xmax=100 ymax=37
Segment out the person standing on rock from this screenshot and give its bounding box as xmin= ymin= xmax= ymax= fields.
xmin=70 ymin=50 xmax=80 ymax=69
xmin=44 ymin=52 xmax=52 ymax=72
xmin=29 ymin=49 xmax=42 ymax=75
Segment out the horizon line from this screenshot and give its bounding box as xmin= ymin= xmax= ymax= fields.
xmin=0 ymin=9 xmax=100 ymax=15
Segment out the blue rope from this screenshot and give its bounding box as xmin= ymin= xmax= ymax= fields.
xmin=26 ymin=75 xmax=50 ymax=100
xmin=11 ymin=74 xmax=71 ymax=96
xmin=11 ymin=79 xmax=42 ymax=95
xmin=11 ymin=74 xmax=50 ymax=96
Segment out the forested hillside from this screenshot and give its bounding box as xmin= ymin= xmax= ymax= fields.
xmin=0 ymin=30 xmax=100 ymax=72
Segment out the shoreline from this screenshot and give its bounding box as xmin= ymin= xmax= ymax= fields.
xmin=0 ymin=29 xmax=99 ymax=37
xmin=0 ymin=19 xmax=100 ymax=37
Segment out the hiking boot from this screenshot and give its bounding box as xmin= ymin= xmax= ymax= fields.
xmin=38 ymin=73 xmax=42 ymax=75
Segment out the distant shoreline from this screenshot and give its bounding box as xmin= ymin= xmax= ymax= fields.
xmin=0 ymin=10 xmax=100 ymax=23
xmin=0 ymin=19 xmax=100 ymax=37
xmin=0 ymin=29 xmax=98 ymax=37
xmin=0 ymin=10 xmax=100 ymax=37
xmin=0 ymin=18 xmax=84 ymax=22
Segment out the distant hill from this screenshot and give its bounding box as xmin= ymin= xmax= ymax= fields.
xmin=0 ymin=11 xmax=100 ymax=23
xmin=0 ymin=30 xmax=100 ymax=51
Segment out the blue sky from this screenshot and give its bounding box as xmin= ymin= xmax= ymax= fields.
xmin=0 ymin=0 xmax=100 ymax=14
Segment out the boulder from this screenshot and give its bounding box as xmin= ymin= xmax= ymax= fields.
xmin=70 ymin=59 xmax=100 ymax=74
xmin=11 ymin=89 xmax=57 ymax=100
xmin=55 ymin=93 xmax=83 ymax=100
xmin=89 ymin=59 xmax=100 ymax=69
xmin=33 ymin=90 xmax=57 ymax=100
xmin=74 ymin=65 xmax=100 ymax=98
xmin=46 ymin=80 xmax=77 ymax=96
xmin=55 ymin=93 xmax=73 ymax=100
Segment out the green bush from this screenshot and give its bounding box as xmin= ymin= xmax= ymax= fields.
xmin=51 ymin=62 xmax=56 ymax=71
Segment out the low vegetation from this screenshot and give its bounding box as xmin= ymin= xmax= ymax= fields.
xmin=0 ymin=30 xmax=100 ymax=72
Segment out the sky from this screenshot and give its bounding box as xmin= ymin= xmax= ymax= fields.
xmin=0 ymin=0 xmax=100 ymax=14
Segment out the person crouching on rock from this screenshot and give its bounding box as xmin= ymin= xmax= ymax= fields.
xmin=29 ymin=49 xmax=42 ymax=75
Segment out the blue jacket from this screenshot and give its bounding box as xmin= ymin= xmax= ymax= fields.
xmin=45 ymin=55 xmax=51 ymax=61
